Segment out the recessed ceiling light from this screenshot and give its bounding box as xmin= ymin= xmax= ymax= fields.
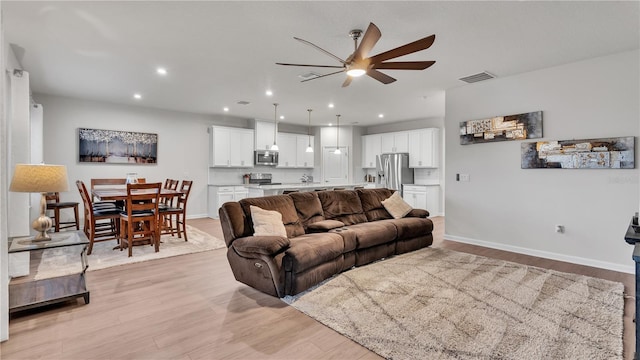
xmin=223 ymin=107 xmax=229 ymax=112
xmin=328 ymin=103 xmax=334 ymax=108
xmin=133 ymin=93 xmax=142 ymax=100
xmin=328 ymin=123 xmax=333 ymax=127
xmin=156 ymin=67 xmax=167 ymax=76
xmin=378 ymin=114 xmax=384 ymax=118
xmin=280 ymin=115 xmax=285 ymax=120
xmin=266 ymin=90 xmax=273 ymax=96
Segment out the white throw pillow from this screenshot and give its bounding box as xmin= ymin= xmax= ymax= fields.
xmin=381 ymin=192 xmax=413 ymax=219
xmin=250 ymin=205 xmax=288 ymax=238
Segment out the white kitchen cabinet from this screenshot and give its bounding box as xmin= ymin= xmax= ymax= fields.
xmin=276 ymin=133 xmax=297 ymax=168
xmin=277 ymin=133 xmax=314 ymax=168
xmin=208 ymin=186 xmax=248 ymax=218
xmin=210 ymin=126 xmax=254 ymax=167
xmin=403 ymin=184 xmax=440 ymax=216
xmin=381 ymin=131 xmax=409 ymax=153
xmin=255 ymin=120 xmax=276 ymax=151
xmin=409 ymin=128 xmax=439 ymax=168
xmin=296 ymin=135 xmax=314 ymax=168
xmin=362 ymin=134 xmax=381 ymax=168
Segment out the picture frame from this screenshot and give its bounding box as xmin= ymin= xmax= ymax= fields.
xmin=78 ymin=128 xmax=157 ymax=164
xmin=521 ymin=136 xmax=635 ymax=169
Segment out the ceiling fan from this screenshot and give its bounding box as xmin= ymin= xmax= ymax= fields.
xmin=276 ymin=22 xmax=436 ymax=87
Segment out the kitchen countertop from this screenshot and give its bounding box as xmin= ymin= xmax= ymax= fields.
xmin=245 ymin=183 xmax=365 ymax=190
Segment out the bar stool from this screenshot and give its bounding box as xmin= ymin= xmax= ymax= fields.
xmin=46 ymin=192 xmax=80 ymax=232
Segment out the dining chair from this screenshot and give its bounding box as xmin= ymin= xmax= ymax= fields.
xmin=119 ymin=182 xmax=162 ymax=257
xmin=76 ymin=180 xmax=121 ymax=255
xmin=159 ymin=180 xmax=193 ymax=241
xmin=45 ymin=192 xmax=80 ymax=232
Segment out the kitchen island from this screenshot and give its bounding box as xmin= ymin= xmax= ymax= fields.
xmin=246 ymin=183 xmax=367 ymax=197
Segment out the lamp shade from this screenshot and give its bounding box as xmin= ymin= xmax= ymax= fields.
xmin=10 ymin=164 xmax=69 ymax=193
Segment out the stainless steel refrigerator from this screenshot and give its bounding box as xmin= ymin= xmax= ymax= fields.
xmin=376 ymin=153 xmax=414 ymax=195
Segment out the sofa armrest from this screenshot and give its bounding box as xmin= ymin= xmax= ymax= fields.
xmin=406 ymin=208 xmax=430 ymax=218
xmin=231 ymin=235 xmax=290 ymax=256
xmin=307 ymin=220 xmax=345 ymax=233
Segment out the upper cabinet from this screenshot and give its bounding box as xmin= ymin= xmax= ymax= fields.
xmin=209 ymin=126 xmax=254 ymax=168
xmin=362 ymin=134 xmax=381 ymax=168
xmin=255 ymin=120 xmax=276 ymax=151
xmin=362 ymin=128 xmax=439 ymax=169
xmin=380 ymin=131 xmax=409 ymax=153
xmin=408 ymin=128 xmax=439 ymax=168
xmin=276 ymin=133 xmax=314 ymax=168
xmin=296 ymin=135 xmax=315 ymax=168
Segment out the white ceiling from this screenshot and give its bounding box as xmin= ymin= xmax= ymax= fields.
xmin=4 ymin=1 xmax=639 ymax=127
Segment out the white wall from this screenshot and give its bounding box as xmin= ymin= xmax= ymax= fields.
xmin=444 ymin=50 xmax=640 ymax=273
xmin=35 ymin=93 xmax=231 ymax=219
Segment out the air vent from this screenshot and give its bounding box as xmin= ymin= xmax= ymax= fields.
xmin=459 ymin=71 xmax=496 ymax=84
xmin=236 ymin=100 xmax=250 ymax=105
xmin=298 ymin=72 xmax=321 ymax=80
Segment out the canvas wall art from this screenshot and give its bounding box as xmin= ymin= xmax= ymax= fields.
xmin=460 ymin=111 xmax=543 ymax=145
xmin=521 ymin=136 xmax=635 ymax=169
xmin=78 ymin=128 xmax=158 ymax=164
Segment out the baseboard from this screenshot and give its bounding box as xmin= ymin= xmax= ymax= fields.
xmin=186 ymin=213 xmax=210 ymax=220
xmin=444 ymin=233 xmax=634 ymax=274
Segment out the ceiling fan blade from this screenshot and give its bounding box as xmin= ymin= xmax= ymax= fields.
xmin=368 ymin=34 xmax=436 ymax=64
xmin=276 ymin=62 xmax=344 ymax=69
xmin=294 ymin=37 xmax=347 ymax=65
xmin=342 ymin=76 xmax=353 ymax=88
xmin=373 ymin=61 xmax=436 ymax=70
xmin=300 ymin=69 xmax=345 ymax=82
xmin=367 ymin=69 xmax=396 ymax=84
xmin=353 ymin=22 xmax=381 ymax=61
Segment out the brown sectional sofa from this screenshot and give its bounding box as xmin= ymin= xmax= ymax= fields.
xmin=218 ymin=188 xmax=434 ymax=297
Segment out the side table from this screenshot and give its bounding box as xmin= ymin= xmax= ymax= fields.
xmin=8 ymin=230 xmax=90 ymax=313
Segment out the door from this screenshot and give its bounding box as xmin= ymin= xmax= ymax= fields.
xmin=322 ymin=146 xmax=349 ymax=185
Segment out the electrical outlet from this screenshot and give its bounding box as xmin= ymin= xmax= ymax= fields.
xmin=460 ymin=174 xmax=470 ymax=182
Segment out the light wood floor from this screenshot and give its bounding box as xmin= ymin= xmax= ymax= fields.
xmin=1 ymin=217 xmax=635 ymax=359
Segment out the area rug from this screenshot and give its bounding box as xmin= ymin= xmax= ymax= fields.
xmin=283 ymin=247 xmax=624 ymax=360
xmin=34 ymin=225 xmax=226 ymax=280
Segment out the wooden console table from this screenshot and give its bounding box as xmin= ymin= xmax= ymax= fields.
xmin=9 ymin=231 xmax=90 ymax=313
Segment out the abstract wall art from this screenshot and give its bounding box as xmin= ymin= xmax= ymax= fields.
xmin=460 ymin=111 xmax=543 ymax=145
xmin=521 ymin=136 xmax=635 ymax=169
xmin=78 ymin=128 xmax=158 ymax=164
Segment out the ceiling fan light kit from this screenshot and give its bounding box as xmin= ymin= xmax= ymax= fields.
xmin=277 ymin=22 xmax=436 ymax=87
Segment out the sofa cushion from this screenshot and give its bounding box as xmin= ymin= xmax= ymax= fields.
xmin=289 ymin=192 xmax=325 ymax=230
xmin=407 ymin=208 xmax=430 ymax=218
xmin=343 ymin=221 xmax=397 ymax=249
xmin=284 ymin=232 xmax=345 ymax=273
xmin=357 ymin=188 xmax=394 ymax=221
xmin=308 ymin=220 xmax=345 ymax=232
xmin=250 ymin=205 xmax=287 ymax=237
xmin=240 ymin=195 xmax=305 ymax=238
xmin=317 ymin=190 xmax=367 ymax=225
xmin=382 ymin=192 xmax=413 ymax=219
xmin=390 ymin=217 xmax=434 ymax=240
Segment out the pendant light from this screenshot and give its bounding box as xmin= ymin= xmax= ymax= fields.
xmin=270 ymin=103 xmax=279 ymax=151
xmin=305 ymin=109 xmax=314 ymax=153
xmin=334 ymin=114 xmax=341 ymax=154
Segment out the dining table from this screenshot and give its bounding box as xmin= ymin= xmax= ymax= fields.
xmin=92 ymin=187 xmax=183 ymax=202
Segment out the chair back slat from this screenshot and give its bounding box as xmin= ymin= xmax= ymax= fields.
xmin=125 ymin=182 xmax=161 ymax=214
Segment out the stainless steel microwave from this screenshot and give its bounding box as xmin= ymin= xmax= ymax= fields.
xmin=254 ymin=150 xmax=278 ymax=166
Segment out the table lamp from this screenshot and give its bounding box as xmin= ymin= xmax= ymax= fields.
xmin=9 ymin=164 xmax=69 ymax=241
